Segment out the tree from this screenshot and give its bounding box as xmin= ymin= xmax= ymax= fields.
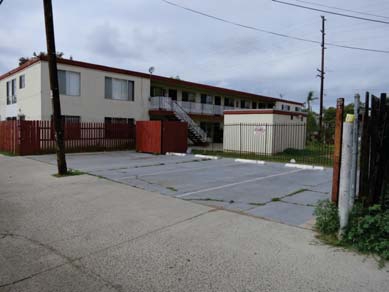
xmin=19 ymin=51 xmax=65 ymax=66
xmin=306 ymin=91 xmax=318 ymax=112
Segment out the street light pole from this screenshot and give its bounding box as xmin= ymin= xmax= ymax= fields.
xmin=43 ymin=0 xmax=67 ymax=175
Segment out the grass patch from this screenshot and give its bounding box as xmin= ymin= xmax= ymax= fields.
xmin=271 ymin=197 xmax=281 ymax=202
xmin=192 ymin=142 xmax=333 ymax=167
xmin=249 ymin=202 xmax=266 ymax=206
xmin=52 ymin=169 xmax=85 ymax=178
xmin=0 ymin=150 xmax=16 ymax=156
xmin=287 ymin=188 xmax=309 ymax=197
xmin=186 ymin=198 xmax=224 ymax=202
xmin=314 ymin=200 xmax=388 ymax=267
xmin=166 ymin=186 xmax=178 ymax=192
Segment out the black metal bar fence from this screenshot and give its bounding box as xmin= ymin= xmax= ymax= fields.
xmin=192 ymin=123 xmax=334 ymax=167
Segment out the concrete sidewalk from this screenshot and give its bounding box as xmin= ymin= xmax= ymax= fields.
xmin=0 ymin=155 xmax=387 ymax=292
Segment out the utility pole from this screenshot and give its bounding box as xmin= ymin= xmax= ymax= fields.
xmin=317 ymin=15 xmax=326 ymax=138
xmin=43 ymin=0 xmax=67 ymax=175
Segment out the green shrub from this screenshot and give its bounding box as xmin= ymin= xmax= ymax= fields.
xmin=342 ymin=204 xmax=389 ymax=261
xmin=314 ymin=200 xmax=339 ymax=235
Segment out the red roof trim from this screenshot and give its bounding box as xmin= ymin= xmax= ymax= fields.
xmin=149 ymin=110 xmax=223 ymax=121
xmin=0 ymin=58 xmax=41 ymax=81
xmin=0 ymin=56 xmax=303 ymax=106
xmin=224 ymin=110 xmax=307 ymax=117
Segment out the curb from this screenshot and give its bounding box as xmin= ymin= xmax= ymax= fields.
xmin=194 ymin=154 xmax=220 ymax=160
xmin=285 ymin=163 xmax=324 ymax=170
xmin=166 ymin=152 xmax=186 ymax=157
xmin=235 ymin=158 xmax=265 ymax=165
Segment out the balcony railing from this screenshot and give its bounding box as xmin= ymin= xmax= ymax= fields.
xmin=150 ymin=96 xmax=234 ymax=116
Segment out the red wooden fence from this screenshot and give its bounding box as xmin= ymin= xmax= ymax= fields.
xmin=0 ymin=120 xmax=135 ymax=155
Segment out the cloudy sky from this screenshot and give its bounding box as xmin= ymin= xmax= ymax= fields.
xmin=0 ymin=0 xmax=388 ymax=109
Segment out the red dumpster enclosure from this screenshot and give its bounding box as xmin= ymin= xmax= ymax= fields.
xmin=136 ymin=121 xmax=187 ymax=154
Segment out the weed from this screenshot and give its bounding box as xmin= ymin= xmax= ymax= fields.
xmin=287 ymin=188 xmax=309 ymax=196
xmin=52 ymin=169 xmax=85 ymax=178
xmin=249 ymin=202 xmax=266 ymax=206
xmin=271 ymin=197 xmax=281 ymax=202
xmin=166 ymin=186 xmax=178 ymax=192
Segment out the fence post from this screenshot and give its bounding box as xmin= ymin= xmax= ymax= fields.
xmin=239 ymin=123 xmax=242 ymax=157
xmin=358 ymin=92 xmax=370 ymax=204
xmin=349 ymin=94 xmax=360 ymax=203
xmin=331 ymin=98 xmax=344 ymax=205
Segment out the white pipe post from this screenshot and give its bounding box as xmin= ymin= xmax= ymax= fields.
xmin=338 ymin=115 xmax=354 ymax=235
xmin=350 ymin=94 xmax=360 ymax=206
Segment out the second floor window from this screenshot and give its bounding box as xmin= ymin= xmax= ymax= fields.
xmin=182 ymin=91 xmax=196 ymax=102
xmin=105 ymin=77 xmax=134 ymax=101
xmin=58 ymin=70 xmax=80 ymax=96
xmin=6 ymin=79 xmax=17 ymax=105
xmin=224 ymin=98 xmax=234 ymax=107
xmin=19 ymin=75 xmax=26 ymax=89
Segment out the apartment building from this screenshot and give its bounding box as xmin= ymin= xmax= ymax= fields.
xmin=0 ymin=56 xmax=304 ymax=143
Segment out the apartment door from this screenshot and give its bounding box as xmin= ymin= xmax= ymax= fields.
xmin=214 ymin=96 xmax=221 ymax=106
xmin=168 ymin=89 xmax=177 ymax=101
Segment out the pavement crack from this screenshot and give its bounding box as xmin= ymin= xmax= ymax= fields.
xmin=77 ymin=209 xmax=217 ymax=261
xmin=0 ymin=232 xmax=123 ymax=291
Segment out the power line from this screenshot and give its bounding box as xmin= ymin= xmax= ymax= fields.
xmin=291 ymin=0 xmax=389 ymax=20
xmin=272 ymin=0 xmax=389 ymax=25
xmin=161 ymin=0 xmax=389 ymax=54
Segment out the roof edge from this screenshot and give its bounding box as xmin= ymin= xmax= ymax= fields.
xmin=0 ymin=56 xmax=303 ymax=106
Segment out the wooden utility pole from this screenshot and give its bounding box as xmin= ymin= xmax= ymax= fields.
xmin=331 ymin=98 xmax=344 ymax=205
xmin=43 ymin=0 xmax=67 ymax=175
xmin=318 ymin=16 xmax=326 ymax=138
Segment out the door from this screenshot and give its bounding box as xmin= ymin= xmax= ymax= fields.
xmin=168 ymin=89 xmax=177 ymax=101
xmin=215 ymin=96 xmax=221 ymax=106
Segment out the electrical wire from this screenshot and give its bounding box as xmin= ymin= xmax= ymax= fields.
xmin=290 ymin=0 xmax=389 ymax=20
xmin=272 ymin=0 xmax=389 ymax=25
xmin=161 ymin=0 xmax=389 ymax=54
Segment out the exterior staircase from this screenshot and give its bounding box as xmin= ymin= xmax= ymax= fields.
xmin=150 ymin=96 xmax=208 ymax=145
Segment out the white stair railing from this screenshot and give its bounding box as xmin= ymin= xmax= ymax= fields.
xmin=150 ymin=96 xmax=208 ymax=143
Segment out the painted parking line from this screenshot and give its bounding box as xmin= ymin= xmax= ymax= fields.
xmin=117 ymin=161 xmax=239 ymax=180
xmin=176 ymin=168 xmax=305 ymax=198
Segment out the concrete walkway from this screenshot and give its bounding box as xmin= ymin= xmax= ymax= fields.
xmin=0 ymin=155 xmax=387 ymax=292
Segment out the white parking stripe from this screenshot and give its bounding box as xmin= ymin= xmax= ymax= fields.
xmin=176 ymin=168 xmax=305 ymax=198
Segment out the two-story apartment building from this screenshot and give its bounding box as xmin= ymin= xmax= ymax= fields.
xmin=0 ymin=56 xmax=304 ymax=143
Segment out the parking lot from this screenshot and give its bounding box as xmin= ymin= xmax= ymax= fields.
xmin=29 ymin=151 xmax=332 ymax=227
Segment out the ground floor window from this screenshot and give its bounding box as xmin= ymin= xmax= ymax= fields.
xmin=104 ymin=117 xmax=135 ymax=138
xmin=51 ymin=115 xmax=81 ymax=140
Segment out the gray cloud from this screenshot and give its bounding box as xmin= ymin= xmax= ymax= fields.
xmin=0 ymin=0 xmax=388 ymax=107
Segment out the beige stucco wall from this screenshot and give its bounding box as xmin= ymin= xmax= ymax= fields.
xmin=0 ymin=62 xmax=42 ymax=120
xmin=40 ymin=61 xmax=151 ymax=122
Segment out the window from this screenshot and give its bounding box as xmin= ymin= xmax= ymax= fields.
xmin=105 ymin=117 xmax=134 ymax=138
xmin=281 ymin=104 xmax=291 ymax=111
xmin=201 ymin=94 xmax=213 ymax=104
xmin=51 ymin=115 xmax=81 ymax=140
xmin=105 ymin=117 xmax=134 ymax=125
xmin=252 ymin=102 xmax=257 ymax=109
xmin=295 ymin=107 xmax=301 ymax=112
xmin=290 ymin=115 xmax=294 ymax=120
xmin=240 ymin=100 xmax=250 ymax=109
xmin=6 ymin=79 xmax=17 ymax=105
xmin=105 ymin=77 xmax=134 ymax=101
xmin=58 ymin=70 xmax=80 ymax=96
xmin=182 ymin=91 xmax=196 ymax=102
xmin=19 ymin=75 xmax=25 ymax=89
xmin=224 ymin=98 xmax=234 ymax=107
xmin=151 ymin=86 xmax=165 ymax=97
